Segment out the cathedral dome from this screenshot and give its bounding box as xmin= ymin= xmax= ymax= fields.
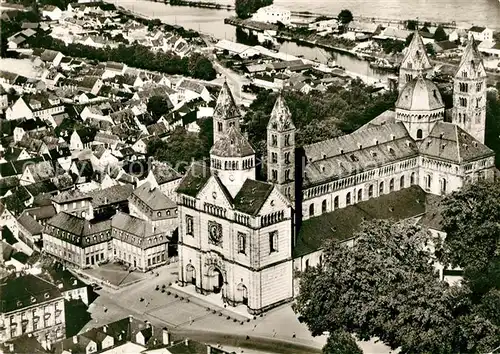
xmin=210 ymin=126 xmax=255 ymax=158
xmin=396 ymin=76 xmax=444 ymax=112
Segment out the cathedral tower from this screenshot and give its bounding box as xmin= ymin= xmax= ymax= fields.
xmin=452 ymin=37 xmax=487 ymax=144
xmin=398 ymin=31 xmax=433 ymax=92
xmin=213 ymin=81 xmax=241 ymax=144
xmin=267 ymin=94 xmax=295 ymax=200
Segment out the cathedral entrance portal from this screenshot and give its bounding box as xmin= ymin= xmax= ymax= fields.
xmin=210 ymin=267 xmax=224 ymax=294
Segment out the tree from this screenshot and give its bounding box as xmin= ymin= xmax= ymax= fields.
xmin=406 ymin=19 xmax=418 ymax=30
xmin=147 ymin=95 xmax=172 ymax=119
xmin=434 ymin=25 xmax=448 ymax=41
xmin=235 ymin=0 xmax=273 ymax=19
xmin=425 ymin=42 xmax=436 ymax=56
xmin=322 ymin=332 xmax=362 ymax=354
xmin=294 ymin=219 xmax=500 ymax=354
xmin=438 ymin=180 xmax=500 ymax=272
xmin=187 ymin=53 xmax=217 ymax=81
xmin=405 ymin=32 xmax=414 ymax=46
xmin=337 ymin=9 xmax=353 ymax=25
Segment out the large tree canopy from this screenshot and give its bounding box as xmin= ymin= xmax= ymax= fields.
xmin=337 ymin=9 xmax=353 ymax=25
xmin=294 ymin=219 xmax=500 ymax=354
xmin=439 ymin=180 xmax=500 ymax=271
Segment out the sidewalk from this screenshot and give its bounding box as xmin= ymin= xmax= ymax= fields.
xmin=171 ymin=283 xmax=254 ymax=320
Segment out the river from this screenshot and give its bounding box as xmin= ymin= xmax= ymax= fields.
xmin=112 ymin=0 xmax=499 ymax=82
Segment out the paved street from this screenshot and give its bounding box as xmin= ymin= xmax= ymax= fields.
xmin=81 ymin=262 xmax=393 ymax=354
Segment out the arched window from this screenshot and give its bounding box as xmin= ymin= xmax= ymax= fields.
xmin=416 ymin=129 xmax=423 ymax=139
xmin=400 ymin=175 xmax=405 ymax=189
xmin=440 ymin=178 xmax=447 ymax=194
xmin=368 ymin=184 xmax=373 ymax=198
xmin=357 ymin=189 xmax=362 ymax=202
xmin=322 ymin=200 xmax=327 ymax=213
xmin=379 ymin=182 xmax=384 ymax=195
xmin=334 ymin=196 xmax=339 ymax=209
xmin=346 ymin=192 xmax=351 ymax=205
xmin=309 ymin=204 xmax=315 ymax=217
xmin=272 ymin=169 xmax=278 ymax=181
xmin=389 ymin=178 xmax=394 ymax=192
xmin=410 ymin=172 xmax=415 ymax=185
xmin=217 ymin=122 xmax=222 ymax=132
xmin=425 ymin=174 xmax=432 ymax=189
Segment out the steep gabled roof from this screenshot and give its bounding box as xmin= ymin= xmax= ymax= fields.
xmin=213 ymin=81 xmax=240 ymax=121
xmin=455 ymin=37 xmax=486 ymax=79
xmin=401 ymin=31 xmax=432 ymax=71
xmin=267 ymin=94 xmax=295 ymax=132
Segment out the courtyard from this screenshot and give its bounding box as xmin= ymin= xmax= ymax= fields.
xmin=81 ymin=262 xmax=151 ymax=287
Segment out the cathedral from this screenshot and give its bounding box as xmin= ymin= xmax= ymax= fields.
xmin=175 ymin=33 xmax=496 ymax=314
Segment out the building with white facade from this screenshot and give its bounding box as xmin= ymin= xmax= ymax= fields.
xmin=175 ymin=32 xmax=495 ymax=315
xmin=252 ymin=5 xmax=291 ymax=25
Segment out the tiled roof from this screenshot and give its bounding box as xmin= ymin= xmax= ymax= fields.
xmin=233 ymin=179 xmax=274 ymax=216
xmin=396 ymin=76 xmax=444 ymax=111
xmin=294 ymin=185 xmax=427 ymax=257
xmin=418 ymin=122 xmax=494 ymax=163
xmin=151 ymin=163 xmax=181 ymax=184
xmin=86 ymin=184 xmax=133 ymax=208
xmin=45 ymin=212 xmax=111 ymax=247
xmin=111 ymin=212 xmax=169 ymax=248
xmin=469 ymin=26 xmax=486 ymax=33
xmin=52 ymin=188 xmax=91 ymax=204
xmin=0 ymin=274 xmax=62 ymax=313
xmin=178 ymin=79 xmax=206 ymax=94
xmin=131 ymin=182 xmax=176 ymax=210
xmin=25 ymin=160 xmax=56 ymax=182
xmin=176 ymin=160 xmax=211 ymax=197
xmin=17 ymin=213 xmax=44 ymax=235
xmin=210 ymin=126 xmax=255 ymax=158
xmin=303 ymin=122 xmax=417 ymax=187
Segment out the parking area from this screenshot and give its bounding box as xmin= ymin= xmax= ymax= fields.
xmin=81 ymin=262 xmax=151 ymax=287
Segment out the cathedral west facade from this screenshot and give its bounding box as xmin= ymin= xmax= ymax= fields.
xmin=175 ymin=33 xmax=496 ymax=314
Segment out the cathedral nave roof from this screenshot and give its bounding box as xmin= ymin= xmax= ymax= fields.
xmin=303 ymin=123 xmax=418 ymax=187
xmin=418 ymin=122 xmax=494 ymax=164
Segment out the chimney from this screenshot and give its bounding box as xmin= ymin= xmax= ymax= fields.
xmin=72 ymin=336 xmax=78 ymax=344
xmin=184 ymin=338 xmax=189 ymax=347
xmin=103 ymin=325 xmax=107 ymax=333
xmin=8 ymin=343 xmax=14 ymax=352
xmin=162 ymin=328 xmax=170 ymax=346
xmin=207 ymin=345 xmax=211 ymax=354
xmin=129 ymin=315 xmax=133 ymax=323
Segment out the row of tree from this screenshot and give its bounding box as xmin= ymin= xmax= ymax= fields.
xmin=243 ymin=81 xmax=398 ymax=155
xmin=27 ymin=34 xmax=216 ymax=81
xmin=295 ymin=179 xmax=500 ymax=354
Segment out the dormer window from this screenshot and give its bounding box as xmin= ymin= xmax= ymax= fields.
xmin=31 ymin=296 xmax=36 ymax=303
xmin=358 ymin=144 xmax=362 ymax=150
xmin=339 ymin=149 xmax=344 ymax=154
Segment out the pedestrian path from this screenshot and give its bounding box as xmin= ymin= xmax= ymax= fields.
xmin=171 ymin=283 xmax=254 ymax=320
